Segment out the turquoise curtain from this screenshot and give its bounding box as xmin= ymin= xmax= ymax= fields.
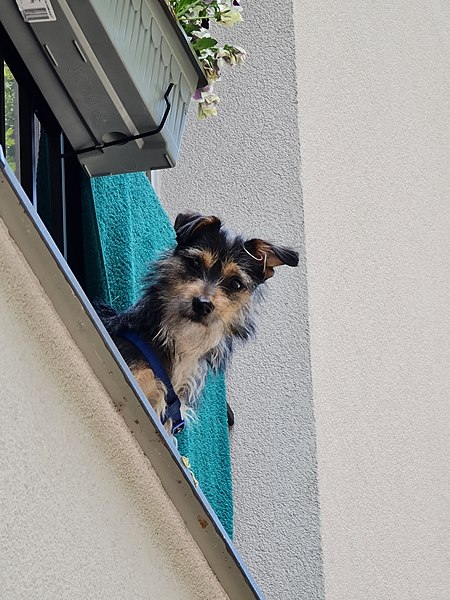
xmin=80 ymin=172 xmax=234 ymax=537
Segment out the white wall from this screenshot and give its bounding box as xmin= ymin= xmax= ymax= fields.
xmin=0 ymin=217 xmax=228 ymax=600
xmin=293 ymin=1 xmax=450 ymax=598
xmin=159 ymin=2 xmax=324 ymax=599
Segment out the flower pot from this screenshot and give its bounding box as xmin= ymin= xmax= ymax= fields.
xmin=2 ymin=0 xmax=206 ymax=175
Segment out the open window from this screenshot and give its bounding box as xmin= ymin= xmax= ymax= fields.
xmin=1 ymin=23 xmax=85 ymax=284
xmin=1 ymin=0 xmax=233 ymax=548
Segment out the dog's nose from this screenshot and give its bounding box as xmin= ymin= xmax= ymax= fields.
xmin=192 ymin=296 xmax=214 ymax=316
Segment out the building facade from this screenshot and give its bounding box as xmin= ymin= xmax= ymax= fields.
xmin=161 ymin=1 xmax=450 ymax=598
xmin=1 ymin=1 xmax=449 ymax=599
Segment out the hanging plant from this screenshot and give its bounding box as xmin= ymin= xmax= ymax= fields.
xmin=169 ymin=0 xmax=246 ymax=118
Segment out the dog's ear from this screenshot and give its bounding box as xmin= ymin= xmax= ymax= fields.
xmin=174 ymin=212 xmax=221 ymax=245
xmin=244 ymin=239 xmax=299 ymax=279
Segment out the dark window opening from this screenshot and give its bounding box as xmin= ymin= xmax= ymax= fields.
xmin=0 ymin=21 xmax=85 ymax=289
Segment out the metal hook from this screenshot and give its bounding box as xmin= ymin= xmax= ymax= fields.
xmin=61 ymin=83 xmax=174 ymax=158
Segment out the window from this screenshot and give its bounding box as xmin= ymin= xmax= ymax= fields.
xmin=0 ymin=21 xmax=85 ymax=287
xmin=2 ymin=63 xmax=19 ymax=175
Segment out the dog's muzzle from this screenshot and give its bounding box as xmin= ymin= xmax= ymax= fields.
xmin=192 ymin=296 xmax=214 ymax=317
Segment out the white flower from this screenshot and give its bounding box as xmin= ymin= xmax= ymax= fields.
xmin=218 ymin=45 xmax=246 ymax=66
xmin=218 ymin=10 xmax=243 ymax=26
xmin=231 ymin=45 xmax=246 ymax=65
xmin=198 ymin=94 xmax=220 ymax=119
xmin=191 ymin=27 xmax=212 ymax=39
xmin=216 ymin=0 xmax=243 ymax=26
xmin=203 ymin=62 xmax=222 ymax=83
xmin=169 ymin=0 xmax=245 ymax=118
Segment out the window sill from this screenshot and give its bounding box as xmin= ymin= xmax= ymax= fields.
xmin=0 ymin=145 xmax=264 ymax=600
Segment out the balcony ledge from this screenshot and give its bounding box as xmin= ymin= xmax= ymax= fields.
xmin=0 ymin=146 xmax=264 ymax=599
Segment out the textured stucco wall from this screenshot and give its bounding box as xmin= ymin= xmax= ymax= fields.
xmin=293 ymin=1 xmax=450 ymax=599
xmin=159 ymin=2 xmax=324 ymax=599
xmin=0 ymin=217 xmax=229 ymax=600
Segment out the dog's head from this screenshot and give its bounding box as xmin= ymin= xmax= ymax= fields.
xmin=153 ymin=212 xmax=298 ymax=349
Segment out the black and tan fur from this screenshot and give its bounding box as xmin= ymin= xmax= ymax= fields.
xmin=98 ymin=212 xmax=299 ymax=433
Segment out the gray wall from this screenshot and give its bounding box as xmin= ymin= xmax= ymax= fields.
xmin=161 ymin=1 xmax=450 ymax=599
xmin=159 ymin=2 xmax=324 ymax=599
xmin=293 ymin=1 xmax=450 ymax=599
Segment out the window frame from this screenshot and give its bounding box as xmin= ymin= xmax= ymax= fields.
xmin=1 ymin=20 xmax=85 ymax=287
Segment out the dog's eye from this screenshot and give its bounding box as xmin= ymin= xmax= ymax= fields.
xmin=226 ymin=277 xmax=244 ymax=292
xmin=185 ymin=255 xmax=202 ymax=272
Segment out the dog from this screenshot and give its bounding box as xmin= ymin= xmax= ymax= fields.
xmin=98 ymin=212 xmax=299 ymax=435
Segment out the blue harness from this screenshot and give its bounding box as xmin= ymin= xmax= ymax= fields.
xmin=118 ymin=329 xmax=185 ymax=435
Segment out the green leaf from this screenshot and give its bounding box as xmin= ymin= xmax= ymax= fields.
xmin=192 ymin=37 xmax=218 ymax=51
xmin=5 ymin=127 xmax=15 ymax=149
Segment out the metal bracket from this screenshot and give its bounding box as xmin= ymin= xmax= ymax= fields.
xmin=62 ymin=83 xmax=174 ymax=158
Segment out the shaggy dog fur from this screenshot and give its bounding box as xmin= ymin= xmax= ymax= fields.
xmin=98 ymin=212 xmax=299 ymax=433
